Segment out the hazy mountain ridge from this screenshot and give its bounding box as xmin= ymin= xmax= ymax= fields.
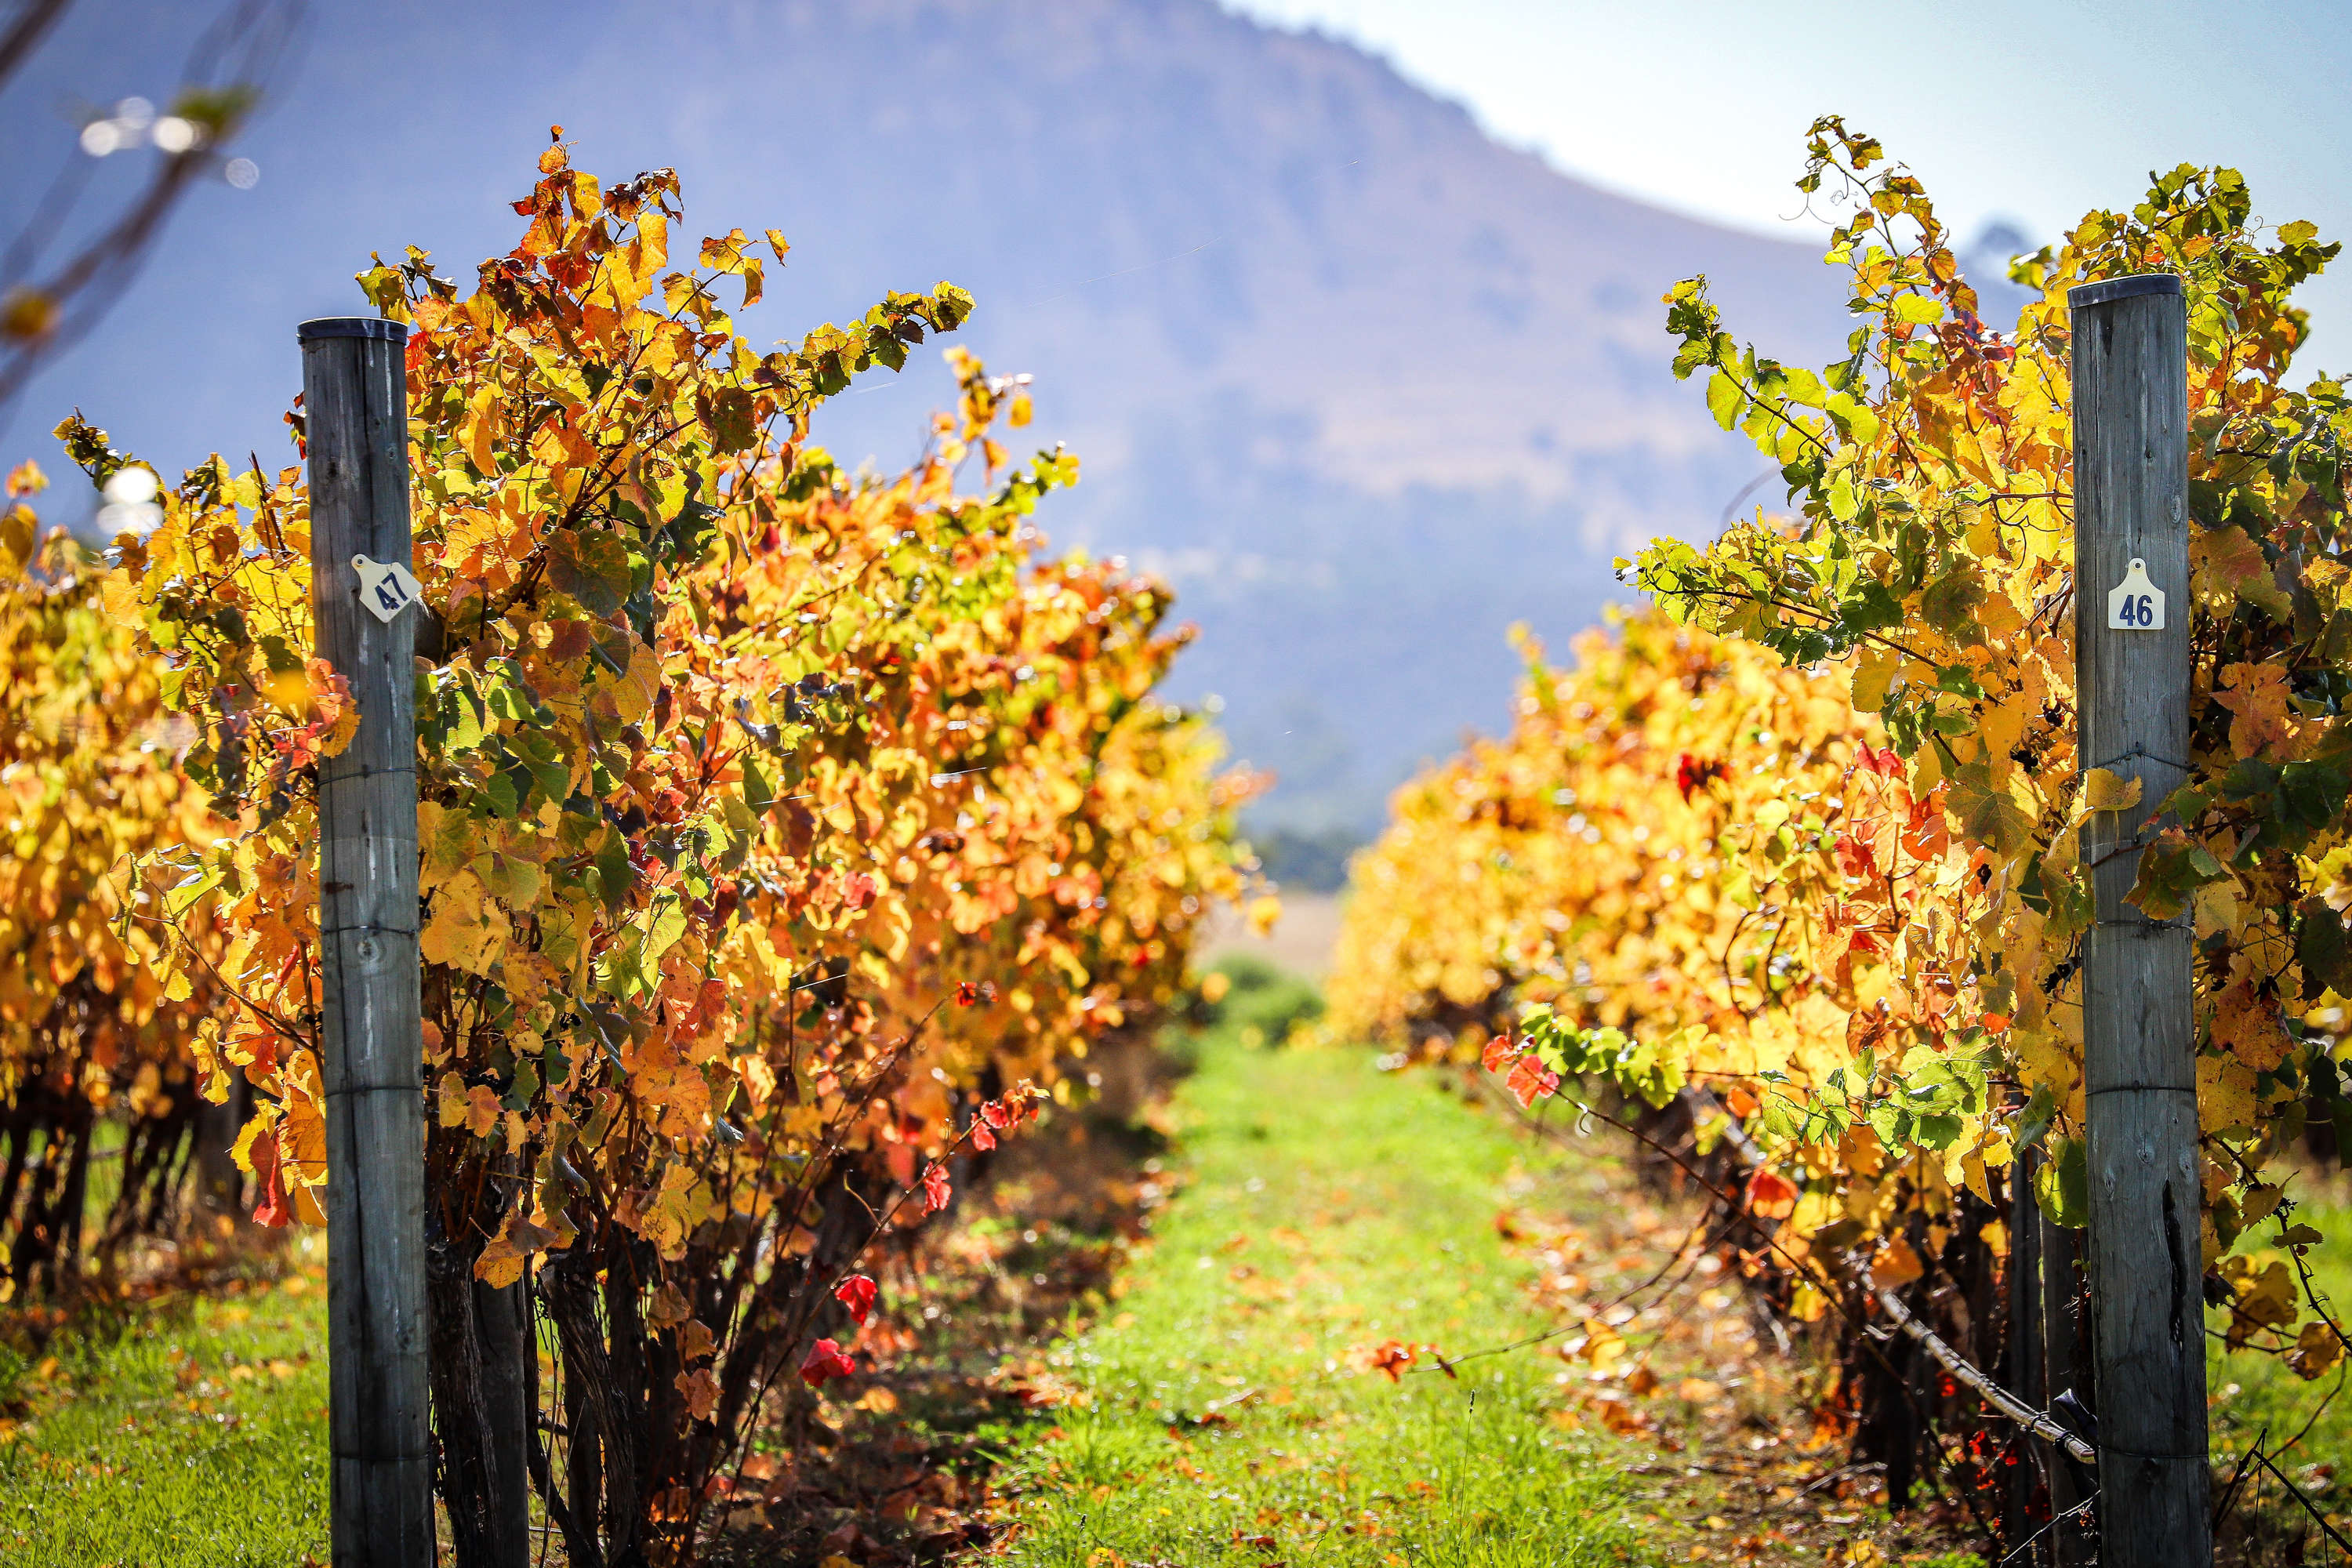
xmin=13 ymin=0 xmax=1868 ymax=829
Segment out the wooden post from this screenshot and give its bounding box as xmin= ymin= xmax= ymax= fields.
xmin=2069 ymin=273 xmax=2208 ymax=1567
xmin=303 ymin=316 xmax=434 ymax=1566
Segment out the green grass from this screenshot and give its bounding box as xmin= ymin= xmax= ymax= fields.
xmin=0 ymin=1024 xmax=1660 ymax=1567
xmin=989 ymin=1029 xmax=1657 ymax=1566
xmin=33 ymin=1025 xmax=2352 ymax=1563
xmin=0 ymin=1234 xmax=329 ymax=1567
xmin=1194 ymin=953 xmax=1327 ymax=1053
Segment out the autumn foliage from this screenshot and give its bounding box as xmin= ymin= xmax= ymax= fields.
xmin=0 ymin=460 xmax=227 ymax=1298
xmin=1333 ymin=125 xmax=2352 ymax=1495
xmin=1330 ymin=611 xmax=1882 ymax=1127
xmin=12 ymin=136 xmax=1255 ymax=1559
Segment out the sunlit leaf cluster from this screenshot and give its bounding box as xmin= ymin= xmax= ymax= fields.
xmin=40 ymin=141 xmax=1255 ymax=1537
xmin=1335 ymin=124 xmax=2352 ymax=1374
xmin=1327 ymin=612 xmax=2007 ymax=1301
xmin=0 ymin=462 xmax=223 ymax=1295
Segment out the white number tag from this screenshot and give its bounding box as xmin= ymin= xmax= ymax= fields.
xmin=351 ymin=554 xmax=423 ymax=624
xmin=2106 ymin=557 xmax=2165 ymax=632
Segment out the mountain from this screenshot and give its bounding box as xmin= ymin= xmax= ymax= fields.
xmin=9 ymin=0 xmax=1859 ymax=833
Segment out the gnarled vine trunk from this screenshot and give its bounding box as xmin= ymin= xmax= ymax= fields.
xmin=425 ymin=1129 xmax=532 ymax=1568
xmin=2 ymin=978 xmax=205 ymax=1301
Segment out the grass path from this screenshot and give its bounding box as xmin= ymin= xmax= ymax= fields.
xmin=20 ymin=1023 xmax=2352 ymax=1565
xmin=988 ymin=1036 xmax=1660 ymax=1566
xmin=0 ymin=1238 xmax=331 ymax=1566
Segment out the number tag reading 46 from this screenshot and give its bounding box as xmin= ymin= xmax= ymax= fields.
xmin=351 ymin=554 xmax=423 ymax=625
xmin=2107 ymin=557 xmax=2165 ymax=631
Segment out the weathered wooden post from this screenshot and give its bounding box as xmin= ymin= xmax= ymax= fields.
xmin=2069 ymin=272 xmax=2208 ymax=1566
xmin=302 ymin=316 xmax=433 ymax=1566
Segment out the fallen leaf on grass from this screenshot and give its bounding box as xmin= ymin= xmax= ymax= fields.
xmin=1588 ymin=1396 xmax=1653 ymax=1435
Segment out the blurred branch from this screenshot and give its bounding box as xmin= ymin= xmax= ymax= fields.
xmin=0 ymin=0 xmax=303 ymax=424
xmin=0 ymin=0 xmax=71 ymax=86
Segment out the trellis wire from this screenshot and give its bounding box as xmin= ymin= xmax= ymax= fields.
xmin=1871 ymin=1286 xmax=2093 ymax=1464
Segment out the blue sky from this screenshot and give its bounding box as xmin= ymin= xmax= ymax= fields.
xmin=1225 ymin=0 xmax=2352 ymax=349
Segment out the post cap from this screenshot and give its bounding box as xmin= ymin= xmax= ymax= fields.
xmin=2067 ymin=274 xmax=2183 ymax=310
xmin=297 ymin=316 xmax=408 ymax=343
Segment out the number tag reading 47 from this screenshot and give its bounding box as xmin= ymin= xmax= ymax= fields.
xmin=2107 ymin=557 xmax=2165 ymax=631
xmin=351 ymin=554 xmax=423 ymax=625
